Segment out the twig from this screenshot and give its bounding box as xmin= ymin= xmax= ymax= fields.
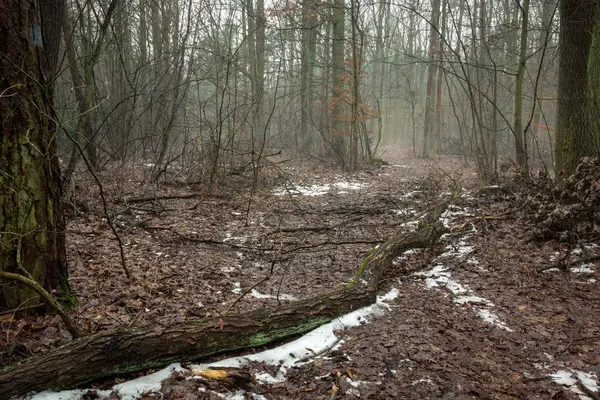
xmin=0 ymin=303 xmax=45 ymax=316
xmin=220 ymin=275 xmax=271 ymax=316
xmin=124 ymin=193 xmax=209 ymax=203
xmin=0 ymin=271 xmax=82 ymax=338
xmin=164 ymin=228 xmax=259 ymax=250
xmin=64 ymin=129 xmax=130 ymax=279
xmin=266 ymin=216 xmax=362 ymax=236
xmin=574 ymin=374 xmax=600 ymax=400
xmin=280 ymin=239 xmax=385 ymax=255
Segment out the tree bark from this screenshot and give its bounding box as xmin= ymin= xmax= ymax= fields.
xmin=300 ymin=0 xmax=318 ymax=153
xmin=331 ymin=0 xmax=346 ymax=164
xmin=0 ymin=0 xmax=73 ymax=308
xmin=0 ymin=211 xmax=449 ymax=397
xmin=513 ymin=0 xmax=530 ymax=170
xmin=556 ymin=0 xmax=600 ymax=175
xmin=423 ymin=0 xmax=441 ymax=158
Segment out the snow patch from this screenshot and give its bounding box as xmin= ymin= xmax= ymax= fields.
xmin=415 ymin=265 xmax=469 ymax=295
xmin=29 ymin=364 xmax=185 ymax=400
xmin=411 ymin=378 xmax=434 ymax=386
xmin=223 ymin=232 xmax=248 ymax=244
xmin=273 ymin=180 xmax=365 ymax=197
xmin=250 ymin=289 xmax=298 ymax=301
xmin=571 ymin=263 xmax=596 ymax=274
xmin=334 ymin=181 xmax=364 ymax=191
xmin=413 ymin=204 xmax=513 ymax=332
xmin=551 ymin=370 xmax=599 ymax=399
xmin=475 ymin=309 xmax=514 ymax=332
xmin=454 ymin=296 xmax=489 ymax=305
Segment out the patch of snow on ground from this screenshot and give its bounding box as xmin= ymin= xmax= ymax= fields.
xmin=402 ymin=191 xmax=422 ymax=198
xmin=413 ymin=203 xmax=513 ymax=332
xmin=334 ymin=181 xmax=364 ymax=191
xmin=551 ymin=370 xmax=599 ymax=399
xmin=273 ymin=180 xmax=366 ymax=197
xmin=223 ymin=232 xmax=248 ymax=243
xmin=273 ymin=184 xmax=330 ymax=196
xmin=439 ymin=240 xmax=474 ymax=259
xmin=411 ymin=378 xmax=434 ymax=386
xmin=393 ymin=248 xmax=423 ymax=265
xmin=400 ymin=220 xmax=419 ymax=231
xmin=254 ymin=371 xmax=281 ymax=384
xmin=440 ymin=207 xmax=472 ymax=227
xmin=393 ymin=208 xmax=417 ymax=216
xmin=475 ymin=309 xmax=514 ymax=332
xmin=219 ymin=391 xmax=267 ymax=400
xmin=571 ymin=263 xmax=596 ymax=274
xmin=29 ymin=364 xmax=185 ymax=400
xmin=415 ymin=265 xmax=469 ymax=295
xmin=28 ymin=390 xmax=112 ymax=400
xmin=346 ymin=377 xmax=372 ymax=388
xmin=454 ymin=296 xmax=489 ymax=305
xmin=250 ymin=289 xmax=298 ymax=301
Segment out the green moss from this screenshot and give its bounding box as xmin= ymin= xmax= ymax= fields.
xmin=59 ymin=277 xmax=78 ymax=308
xmin=249 ymin=317 xmax=331 ymax=346
xmin=346 ymin=247 xmax=378 ymax=288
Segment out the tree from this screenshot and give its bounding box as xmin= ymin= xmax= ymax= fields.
xmin=300 ymin=0 xmax=318 ymax=152
xmin=331 ymin=0 xmax=346 ymax=164
xmin=0 ymin=0 xmax=74 ymax=308
xmin=555 ymin=0 xmax=600 ymax=175
xmin=423 ymin=0 xmax=441 ymax=158
xmin=513 ymin=0 xmax=530 ymax=170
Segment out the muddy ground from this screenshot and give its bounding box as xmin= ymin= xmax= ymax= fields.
xmin=2 ymin=147 xmax=599 ymax=399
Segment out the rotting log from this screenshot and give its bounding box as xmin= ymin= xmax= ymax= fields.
xmin=0 ymin=205 xmax=449 ymax=398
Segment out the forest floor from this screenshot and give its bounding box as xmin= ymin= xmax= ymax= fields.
xmin=2 ymin=147 xmax=600 ymax=399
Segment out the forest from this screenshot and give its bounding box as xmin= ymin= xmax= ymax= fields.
xmin=1 ymin=0 xmax=600 ymax=398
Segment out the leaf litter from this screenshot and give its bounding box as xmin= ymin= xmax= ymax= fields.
xmin=4 ymin=149 xmax=600 ymax=399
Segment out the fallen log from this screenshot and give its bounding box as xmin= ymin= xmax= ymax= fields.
xmin=0 ymin=204 xmax=449 ymax=398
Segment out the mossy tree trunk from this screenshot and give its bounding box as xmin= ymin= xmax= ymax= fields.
xmin=0 ymin=0 xmax=73 ymax=309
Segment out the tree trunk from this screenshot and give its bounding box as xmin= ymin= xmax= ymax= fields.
xmin=0 ymin=0 xmax=73 ymax=308
xmin=255 ymin=0 xmax=266 ymax=143
xmin=513 ymin=0 xmax=530 ymax=170
xmin=61 ymin=0 xmax=93 ymax=190
xmin=331 ymin=0 xmax=346 ymax=164
xmin=300 ymin=0 xmax=317 ymax=153
xmin=531 ymin=0 xmax=556 ymax=144
xmin=556 ymin=0 xmax=600 ymax=175
xmin=423 ymin=0 xmax=441 ymax=158
xmin=0 ymin=210 xmax=449 ymax=397
xmin=434 ymin=1 xmax=446 ymax=153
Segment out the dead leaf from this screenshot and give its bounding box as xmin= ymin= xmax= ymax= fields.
xmin=329 ymin=384 xmax=339 ymax=399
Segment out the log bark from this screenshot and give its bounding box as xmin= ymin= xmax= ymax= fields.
xmin=0 ymin=207 xmax=448 ymax=397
